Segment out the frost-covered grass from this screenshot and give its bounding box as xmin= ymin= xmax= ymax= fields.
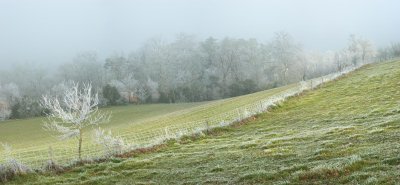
xmin=0 ymin=103 xmax=204 ymax=148
xmin=0 ymin=103 xmax=204 ymax=163
xmin=6 ymin=60 xmax=400 ymax=184
xmin=0 ymin=79 xmax=294 ymax=167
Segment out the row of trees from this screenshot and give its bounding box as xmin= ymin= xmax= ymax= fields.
xmin=376 ymin=42 xmax=400 ymax=62
xmin=0 ymin=33 xmax=390 ymax=121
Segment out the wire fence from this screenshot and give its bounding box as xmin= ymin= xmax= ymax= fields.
xmin=0 ymin=66 xmax=359 ymax=169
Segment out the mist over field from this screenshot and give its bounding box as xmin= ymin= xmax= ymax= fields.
xmin=0 ymin=0 xmax=399 ymax=69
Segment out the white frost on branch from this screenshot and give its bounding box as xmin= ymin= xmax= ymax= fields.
xmin=41 ymin=82 xmax=110 ymax=140
xmin=94 ymin=128 xmax=127 ymax=156
xmin=0 ymin=143 xmax=31 ymax=175
xmin=41 ymin=82 xmax=111 ymax=160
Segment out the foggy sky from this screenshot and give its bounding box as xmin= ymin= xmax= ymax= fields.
xmin=0 ymin=0 xmax=399 ymax=69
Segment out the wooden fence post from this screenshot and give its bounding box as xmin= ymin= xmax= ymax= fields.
xmin=310 ymin=79 xmax=313 ymax=90
xmin=204 ymin=117 xmax=210 ymax=134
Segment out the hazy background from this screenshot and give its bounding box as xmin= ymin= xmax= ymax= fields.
xmin=0 ymin=0 xmax=399 ymax=69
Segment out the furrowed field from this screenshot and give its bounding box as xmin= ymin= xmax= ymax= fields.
xmin=5 ymin=60 xmax=400 ymax=184
xmin=0 ymin=103 xmax=204 ymax=148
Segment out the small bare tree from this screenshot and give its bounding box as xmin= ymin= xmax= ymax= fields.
xmin=41 ymin=82 xmax=110 ymax=161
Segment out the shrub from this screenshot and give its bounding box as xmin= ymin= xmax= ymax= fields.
xmin=0 ymin=143 xmax=32 ymax=183
xmin=229 ymin=79 xmax=258 ymax=97
xmin=94 ymin=128 xmax=128 ymax=157
xmin=9 ymin=96 xmax=44 ymax=119
xmin=102 ymin=84 xmax=123 ymax=106
xmin=42 ymin=147 xmax=63 ymax=173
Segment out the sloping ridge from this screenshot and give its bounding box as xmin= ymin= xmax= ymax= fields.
xmin=9 ymin=60 xmax=400 ymax=184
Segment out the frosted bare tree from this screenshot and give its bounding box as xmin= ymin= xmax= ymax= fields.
xmin=0 ymin=102 xmax=10 ymax=121
xmin=359 ymin=39 xmax=375 ymax=64
xmin=135 ymin=86 xmax=148 ymax=103
xmin=271 ymin=32 xmax=300 ymax=85
xmin=41 ymin=82 xmax=110 ymax=161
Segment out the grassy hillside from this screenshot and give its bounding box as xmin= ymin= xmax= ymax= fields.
xmin=8 ymin=60 xmax=400 ymax=184
xmin=0 ymin=79 xmax=295 ymax=167
xmin=0 ymin=103 xmax=204 ymax=148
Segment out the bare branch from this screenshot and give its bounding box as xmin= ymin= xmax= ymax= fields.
xmin=41 ymin=82 xmax=110 ymax=160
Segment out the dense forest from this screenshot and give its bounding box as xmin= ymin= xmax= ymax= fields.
xmin=0 ymin=32 xmax=398 ymax=120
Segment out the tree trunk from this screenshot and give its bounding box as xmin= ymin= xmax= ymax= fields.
xmin=78 ymin=129 xmax=83 ymax=161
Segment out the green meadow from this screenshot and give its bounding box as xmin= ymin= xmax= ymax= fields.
xmin=6 ymin=60 xmax=400 ymax=184
xmin=0 ymin=78 xmax=295 ymax=167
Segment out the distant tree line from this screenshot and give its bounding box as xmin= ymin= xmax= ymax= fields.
xmin=0 ymin=32 xmax=392 ymax=121
xmin=376 ymin=42 xmax=400 ymax=62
